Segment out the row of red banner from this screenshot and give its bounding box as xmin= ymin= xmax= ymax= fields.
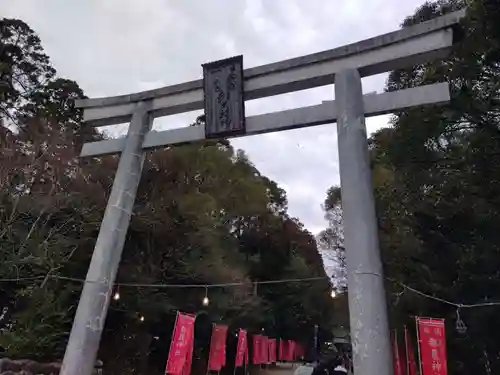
xmin=250 ymin=336 xmax=301 ymax=365
xmin=208 ymin=325 xmax=228 ymax=371
xmin=394 ymin=318 xmax=448 ymax=375
xmin=165 ymin=313 xmax=196 ymax=375
xmin=165 ymin=312 xmax=304 ymax=375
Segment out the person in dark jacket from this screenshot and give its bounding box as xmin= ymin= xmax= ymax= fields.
xmin=326 ymin=356 xmax=348 ymax=375
xmin=311 ymin=362 xmax=329 ymax=375
xmin=310 ymin=356 xmax=340 ymax=375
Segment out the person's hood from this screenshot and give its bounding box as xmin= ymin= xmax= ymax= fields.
xmin=334 ymin=365 xmax=348 ymax=373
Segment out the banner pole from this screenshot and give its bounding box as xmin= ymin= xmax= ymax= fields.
xmin=404 ymin=326 xmax=410 ymax=375
xmin=415 ymin=317 xmax=423 ymax=375
xmin=233 ymin=331 xmax=239 ymax=375
xmin=394 ymin=329 xmax=398 ymax=375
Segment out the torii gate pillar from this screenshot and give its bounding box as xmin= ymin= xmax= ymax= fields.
xmin=336 ymin=68 xmax=392 ymax=375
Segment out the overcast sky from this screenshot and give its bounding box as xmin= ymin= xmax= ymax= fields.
xmin=1 ymin=0 xmax=425 ymax=235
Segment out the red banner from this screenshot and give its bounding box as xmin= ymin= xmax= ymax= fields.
xmin=405 ymin=327 xmax=418 ymax=375
xmin=393 ymin=331 xmax=404 ymax=375
xmin=296 ymin=343 xmax=305 ymax=360
xmin=269 ymin=339 xmax=276 ymax=363
xmin=207 ymin=325 xmax=228 ymax=371
xmin=235 ymin=329 xmax=248 ymax=367
xmin=279 ymin=340 xmax=285 ymax=361
xmin=165 ymin=312 xmax=196 ymax=375
xmin=184 ymin=333 xmax=194 ymax=375
xmin=253 ymin=335 xmax=262 ymax=364
xmin=222 ymin=330 xmax=227 ymax=368
xmin=262 ymin=336 xmax=270 ymax=364
xmin=294 ymin=343 xmax=302 ymax=360
xmin=276 ymin=340 xmax=300 ymax=361
xmin=287 ymin=340 xmax=296 ymax=361
xmin=417 ymin=318 xmax=448 ymax=375
xmin=280 ymin=340 xmax=291 ymax=361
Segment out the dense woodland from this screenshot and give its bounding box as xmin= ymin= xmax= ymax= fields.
xmin=2 ymin=0 xmax=500 ymax=374
xmin=321 ymin=0 xmax=500 ymax=374
xmin=0 ymin=17 xmax=335 ymax=375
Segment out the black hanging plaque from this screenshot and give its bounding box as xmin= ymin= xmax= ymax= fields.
xmin=202 ymin=55 xmax=245 ymax=138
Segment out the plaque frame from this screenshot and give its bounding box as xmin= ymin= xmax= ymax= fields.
xmin=202 ymin=55 xmax=245 ymax=139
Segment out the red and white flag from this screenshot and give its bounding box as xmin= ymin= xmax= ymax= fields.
xmin=417 ymin=318 xmax=448 ymax=375
xmin=253 ymin=335 xmax=261 ymax=364
xmin=261 ymin=336 xmax=269 ymax=364
xmin=165 ymin=312 xmax=196 ymax=375
xmin=269 ymin=339 xmax=277 ymax=363
xmin=207 ymin=325 xmax=228 ymax=371
xmin=287 ymin=341 xmax=296 ymax=361
xmin=279 ymin=340 xmax=285 ymax=361
xmin=235 ymin=329 xmax=248 ymax=367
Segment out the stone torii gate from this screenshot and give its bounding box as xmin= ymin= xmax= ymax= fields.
xmin=60 ymin=10 xmax=465 ymax=375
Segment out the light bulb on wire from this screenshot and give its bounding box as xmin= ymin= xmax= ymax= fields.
xmin=139 ymin=315 xmax=145 ymax=323
xmin=202 ymin=286 xmax=210 ymax=306
xmin=330 ymin=290 xmax=337 ymax=299
xmin=113 ymin=291 xmax=120 ymax=301
xmin=455 ymin=308 xmax=467 ymax=334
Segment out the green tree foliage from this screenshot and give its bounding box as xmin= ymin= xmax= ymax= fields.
xmin=0 ymin=19 xmax=55 ymax=128
xmin=0 ymin=18 xmax=92 ymax=145
xmin=0 ymin=17 xmax=335 ymax=374
xmin=322 ymin=0 xmax=500 ymax=373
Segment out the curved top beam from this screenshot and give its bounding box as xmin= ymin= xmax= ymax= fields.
xmin=76 ymin=9 xmax=465 ymax=126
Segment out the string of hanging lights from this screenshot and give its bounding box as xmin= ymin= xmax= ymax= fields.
xmin=2 ymin=273 xmax=499 ymax=332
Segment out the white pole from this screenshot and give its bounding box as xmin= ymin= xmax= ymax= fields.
xmin=60 ymin=102 xmax=153 ymax=375
xmin=335 ymin=68 xmax=393 ymax=375
xmin=233 ymin=331 xmax=239 ymax=375
xmin=415 ymin=318 xmax=423 ymax=375
xmin=404 ymin=326 xmax=410 ymax=375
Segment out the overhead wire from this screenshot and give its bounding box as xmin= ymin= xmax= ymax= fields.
xmin=1 ymin=274 xmax=500 ymax=310
xmin=393 ymin=280 xmax=500 ymax=309
xmin=0 ymin=274 xmax=329 ymax=288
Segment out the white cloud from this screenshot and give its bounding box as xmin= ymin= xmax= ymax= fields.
xmin=0 ymin=0 xmax=425 ymax=234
